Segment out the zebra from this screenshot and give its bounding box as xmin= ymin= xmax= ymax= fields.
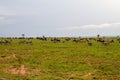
xmin=0 ymin=39 xmax=12 ymax=44
xmin=87 ymin=41 xmax=92 ymax=46
xmin=19 ymin=40 xmax=33 ymax=44
xmin=102 ymin=40 xmax=113 ymax=46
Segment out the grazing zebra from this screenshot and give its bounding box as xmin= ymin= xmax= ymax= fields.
xmin=25 ymin=40 xmax=32 ymax=44
xmin=87 ymin=41 xmax=92 ymax=46
xmin=19 ymin=40 xmax=26 ymax=44
xmin=0 ymin=40 xmax=6 ymax=44
xmin=0 ymin=39 xmax=12 ymax=44
xmin=117 ymin=38 xmax=120 ymax=43
xmin=102 ymin=40 xmax=113 ymax=46
xmin=103 ymin=41 xmax=110 ymax=46
xmin=5 ymin=39 xmax=12 ymax=44
xmin=19 ymin=40 xmax=32 ymax=44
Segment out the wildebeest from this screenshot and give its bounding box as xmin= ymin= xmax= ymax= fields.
xmin=51 ymin=38 xmax=60 ymax=43
xmin=97 ymin=38 xmax=104 ymax=42
xmin=36 ymin=37 xmax=47 ymax=41
xmin=65 ymin=38 xmax=71 ymax=41
xmin=73 ymin=38 xmax=86 ymax=43
xmin=73 ymin=39 xmax=79 ymax=43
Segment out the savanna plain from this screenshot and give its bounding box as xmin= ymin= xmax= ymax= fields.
xmin=0 ymin=37 xmax=120 ymax=80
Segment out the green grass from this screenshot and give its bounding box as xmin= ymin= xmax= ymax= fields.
xmin=0 ymin=38 xmax=120 ymax=80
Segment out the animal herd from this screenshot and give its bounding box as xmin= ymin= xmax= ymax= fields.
xmin=0 ymin=36 xmax=120 ymax=46
xmin=0 ymin=39 xmax=12 ymax=44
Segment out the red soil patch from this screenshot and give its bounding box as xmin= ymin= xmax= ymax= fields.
xmin=9 ymin=64 xmax=27 ymax=77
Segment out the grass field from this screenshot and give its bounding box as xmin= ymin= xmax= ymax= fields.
xmin=0 ymin=37 xmax=120 ymax=80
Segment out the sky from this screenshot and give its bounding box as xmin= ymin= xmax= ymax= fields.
xmin=0 ymin=0 xmax=120 ymax=37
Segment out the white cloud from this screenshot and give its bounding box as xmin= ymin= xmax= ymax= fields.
xmin=0 ymin=15 xmax=15 ymax=24
xmin=56 ymin=22 xmax=120 ymax=31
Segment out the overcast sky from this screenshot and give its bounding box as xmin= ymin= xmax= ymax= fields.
xmin=0 ymin=0 xmax=120 ymax=37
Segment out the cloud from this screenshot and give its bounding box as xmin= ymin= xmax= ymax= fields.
xmin=0 ymin=15 xmax=15 ymax=24
xmin=56 ymin=22 xmax=120 ymax=30
xmin=0 ymin=5 xmax=16 ymax=24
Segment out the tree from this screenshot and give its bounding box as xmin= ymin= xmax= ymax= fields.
xmin=97 ymin=34 xmax=100 ymax=38
xmin=22 ymin=34 xmax=25 ymax=38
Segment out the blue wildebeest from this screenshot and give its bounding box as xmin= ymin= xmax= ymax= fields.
xmin=51 ymin=38 xmax=60 ymax=43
